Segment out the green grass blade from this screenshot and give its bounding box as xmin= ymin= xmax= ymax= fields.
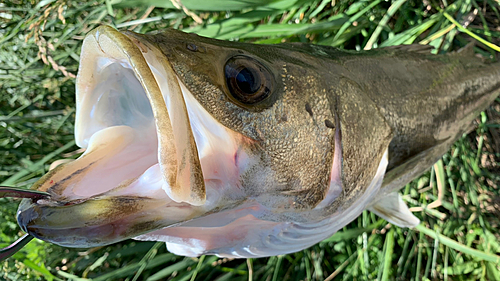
xmin=1 ymin=140 xmax=76 ymax=186
xmin=331 ymin=0 xmax=382 ymax=45
xmin=381 ymin=228 xmax=395 ymax=281
xmin=271 ymin=255 xmax=283 ymax=281
xmin=146 ymin=259 xmax=196 ymax=281
xmin=364 ymin=0 xmax=407 ymax=49
xmin=113 ymin=0 xmax=286 ymax=11
xmin=188 ymin=15 xmax=349 ymax=39
xmin=190 ymin=255 xmax=205 ymax=281
xmin=92 ymin=253 xmax=177 ymax=281
xmin=415 ymin=224 xmax=500 ymax=263
xmin=57 ymin=271 xmax=90 ymax=281
xmin=321 ymin=220 xmax=384 ymax=243
xmin=442 ymin=11 xmax=500 ymax=52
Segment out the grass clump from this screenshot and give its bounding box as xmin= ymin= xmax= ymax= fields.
xmin=1 ymin=0 xmax=500 ymax=280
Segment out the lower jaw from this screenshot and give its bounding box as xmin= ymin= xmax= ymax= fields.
xmin=16 ymin=194 xmax=205 ymax=248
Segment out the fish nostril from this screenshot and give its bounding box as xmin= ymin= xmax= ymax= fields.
xmin=186 ymin=43 xmax=206 ymax=53
xmin=186 ymin=43 xmax=198 ymax=52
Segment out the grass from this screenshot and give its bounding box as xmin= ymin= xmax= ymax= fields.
xmin=1 ymin=0 xmax=500 ymax=280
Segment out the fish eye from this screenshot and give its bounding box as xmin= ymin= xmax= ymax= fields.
xmin=224 ymin=56 xmax=273 ymax=105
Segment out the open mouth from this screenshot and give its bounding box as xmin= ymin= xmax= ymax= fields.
xmin=71 ymin=27 xmax=206 ymax=205
xmin=15 ymin=26 xmax=246 ymax=248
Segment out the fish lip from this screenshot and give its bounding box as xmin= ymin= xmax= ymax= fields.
xmin=18 ymin=198 xmax=142 ymax=248
xmin=16 ymin=193 xmax=202 ymax=248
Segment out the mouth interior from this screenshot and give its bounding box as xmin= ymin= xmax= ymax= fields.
xmin=72 ymin=59 xmax=160 ymax=198
xmin=89 ymin=60 xmax=154 ymax=132
xmin=69 ymin=38 xmax=164 ymax=199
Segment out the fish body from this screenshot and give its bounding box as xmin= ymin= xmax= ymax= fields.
xmin=15 ymin=26 xmax=500 ymax=258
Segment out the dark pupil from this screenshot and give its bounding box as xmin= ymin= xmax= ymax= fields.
xmin=225 ymin=56 xmax=272 ymax=105
xmin=235 ymin=67 xmax=259 ymax=94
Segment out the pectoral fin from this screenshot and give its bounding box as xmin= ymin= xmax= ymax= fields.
xmin=368 ymin=192 xmax=420 ymax=228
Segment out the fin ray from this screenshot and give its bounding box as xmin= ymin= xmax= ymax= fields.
xmin=368 ymin=192 xmax=420 ymax=228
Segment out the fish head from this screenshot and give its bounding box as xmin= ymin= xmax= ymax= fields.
xmin=16 ymin=26 xmax=370 ymax=257
xmin=138 ymin=28 xmax=339 ymax=209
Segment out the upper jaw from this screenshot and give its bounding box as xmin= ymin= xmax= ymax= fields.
xmin=16 ymin=26 xmax=247 ymax=247
xmin=75 ymin=25 xmax=206 ymax=205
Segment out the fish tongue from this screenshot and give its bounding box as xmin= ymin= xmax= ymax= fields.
xmin=41 ymin=125 xmax=158 ymax=199
xmin=79 ymin=125 xmax=158 ymax=194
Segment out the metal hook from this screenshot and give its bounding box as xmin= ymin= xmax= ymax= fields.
xmin=0 ymin=186 xmax=50 ymax=200
xmin=0 ymin=187 xmax=44 ymax=261
xmin=0 ymin=234 xmax=34 ymax=261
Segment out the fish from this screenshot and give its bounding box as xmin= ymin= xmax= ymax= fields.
xmin=2 ymin=25 xmax=500 ymax=259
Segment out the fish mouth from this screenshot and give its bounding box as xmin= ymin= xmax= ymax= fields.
xmin=17 ymin=26 xmax=247 ymax=248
